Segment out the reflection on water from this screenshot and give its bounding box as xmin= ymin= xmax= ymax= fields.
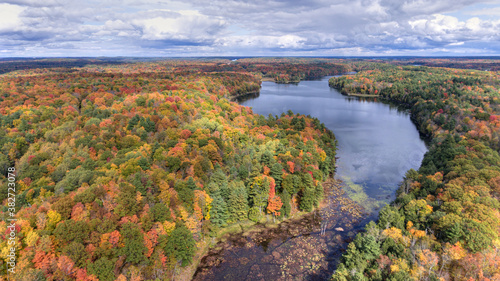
xmin=194 ymin=77 xmax=427 ymax=281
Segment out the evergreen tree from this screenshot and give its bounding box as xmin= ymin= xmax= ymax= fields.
xmin=299 ymin=173 xmax=315 ymax=212
xmin=260 ymin=150 xmax=273 ymax=166
xmin=314 ymin=182 xmax=323 ymax=207
xmin=210 ymin=195 xmax=228 ymax=227
xmin=227 ymin=181 xmax=248 ymax=223
xmin=210 ymin=169 xmax=229 ymax=200
xmin=279 ymin=191 xmax=291 ymax=218
xmin=115 ymin=182 xmax=141 ymax=217
xmin=282 ymin=174 xmax=296 ymax=196
xmin=248 ymin=206 xmax=262 ymax=222
xmin=119 ymin=222 xmax=147 ymax=264
xmin=354 ymin=234 xmax=380 ymax=260
xmin=270 ymin=162 xmax=283 ymax=188
xmin=186 ymin=176 xmax=197 ymax=190
xmin=132 ymin=172 xmax=148 ymax=195
xmin=165 ymin=222 xmax=196 ymax=266
xmin=175 ymin=181 xmax=194 ymax=209
xmin=87 ymin=257 xmax=115 ymax=281
xmin=248 ymin=178 xmax=270 ymax=214
xmin=140 ymin=117 xmax=156 ymax=132
xmin=151 ymin=203 xmax=170 ymax=222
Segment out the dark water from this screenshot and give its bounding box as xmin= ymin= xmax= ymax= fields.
xmin=193 ymin=77 xmax=427 ymax=281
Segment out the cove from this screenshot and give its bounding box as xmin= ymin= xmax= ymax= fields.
xmin=193 ymin=76 xmax=427 ymax=280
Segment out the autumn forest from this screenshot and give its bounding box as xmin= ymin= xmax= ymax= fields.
xmin=0 ymin=57 xmax=499 ymax=281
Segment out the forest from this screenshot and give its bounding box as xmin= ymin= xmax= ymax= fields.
xmin=0 ymin=57 xmax=499 ymax=281
xmin=0 ymin=59 xmax=341 ymax=280
xmin=330 ymin=62 xmax=500 ymax=280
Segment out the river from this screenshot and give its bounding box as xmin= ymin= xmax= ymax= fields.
xmin=193 ymin=76 xmax=427 ymax=281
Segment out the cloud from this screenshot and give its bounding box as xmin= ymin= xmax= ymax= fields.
xmin=409 ymin=14 xmax=500 ymax=44
xmin=0 ymin=0 xmax=499 ymax=56
xmin=132 ymin=10 xmax=226 ymax=41
xmin=0 ymin=4 xmax=25 ymax=33
xmin=1 ymin=0 xmax=62 ymax=7
xmin=468 ymin=7 xmax=500 ymax=16
xmin=216 ymin=34 xmax=306 ymax=49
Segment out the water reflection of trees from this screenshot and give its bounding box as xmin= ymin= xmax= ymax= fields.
xmin=234 ymin=92 xmax=260 ymax=103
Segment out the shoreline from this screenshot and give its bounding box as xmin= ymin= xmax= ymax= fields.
xmin=345 ymin=93 xmax=380 ymax=97
xmin=228 ymin=90 xmax=260 ymax=101
xmin=189 ymin=178 xmax=366 ymax=281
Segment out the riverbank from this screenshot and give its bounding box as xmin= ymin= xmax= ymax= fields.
xmin=345 ymin=93 xmax=380 ymax=97
xmin=191 ymin=179 xmax=367 ymax=281
xmin=228 ymin=90 xmax=260 ymax=101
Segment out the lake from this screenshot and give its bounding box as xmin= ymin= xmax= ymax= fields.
xmin=193 ymin=76 xmax=427 ymax=280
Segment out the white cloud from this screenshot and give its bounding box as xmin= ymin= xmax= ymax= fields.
xmin=132 ymin=10 xmax=226 ymax=41
xmin=467 ymin=7 xmax=500 ymax=16
xmin=0 ymin=4 xmax=25 ymax=33
xmin=409 ymin=14 xmax=500 ymax=43
xmin=1 ymin=0 xmax=62 ymax=7
xmin=216 ymin=34 xmax=306 ymax=49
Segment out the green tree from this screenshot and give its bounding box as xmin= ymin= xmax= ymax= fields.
xmin=210 ymin=195 xmax=228 ymax=227
xmin=165 ymin=222 xmax=196 ymax=266
xmin=227 ymin=181 xmax=248 ymax=223
xmin=299 ymin=173 xmax=315 ymax=212
xmin=151 ymin=203 xmax=170 ymax=222
xmin=88 ymin=257 xmax=115 ymax=281
xmin=119 ymin=222 xmax=147 ymax=264
xmin=270 ymin=162 xmax=283 ymax=188
xmin=63 ymin=241 xmax=88 ymax=267
xmin=115 ymin=182 xmax=141 ymax=217
xmin=54 ymin=220 xmax=89 ymax=244
xmin=279 ymin=191 xmax=291 ymax=218
xmin=378 ymin=205 xmax=405 ymax=230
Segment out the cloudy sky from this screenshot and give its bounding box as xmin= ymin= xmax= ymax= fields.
xmin=1 ymin=0 xmax=500 ymax=57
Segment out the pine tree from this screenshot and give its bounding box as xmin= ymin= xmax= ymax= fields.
xmin=210 ymin=169 xmax=229 ymax=200
xmin=260 ymin=150 xmax=273 ymax=166
xmin=227 ymin=181 xmax=248 ymax=223
xmin=186 ymin=176 xmax=197 ymax=190
xmin=299 ymin=173 xmax=315 ymax=212
xmin=279 ymin=191 xmax=291 ymax=218
xmin=210 ymin=195 xmax=228 ymax=227
xmin=87 ymin=257 xmax=115 ymax=281
xmin=270 ymin=162 xmax=283 ymax=188
xmin=446 ymin=222 xmax=463 ymax=244
xmin=115 ymin=182 xmax=141 ymax=217
xmin=314 ymin=182 xmax=323 ymax=207
xmin=119 ymin=222 xmax=147 ymax=264
xmin=165 ymin=222 xmax=196 ymax=267
xmin=282 ymin=174 xmax=295 ymax=196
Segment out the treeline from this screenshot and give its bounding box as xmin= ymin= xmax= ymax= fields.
xmin=398 ymin=58 xmax=500 ymax=72
xmin=0 ymin=61 xmax=336 ymax=280
xmin=0 ymin=58 xmax=126 ymax=75
xmin=330 ymin=64 xmax=500 ymax=280
xmin=235 ymin=58 xmax=351 ymax=83
xmin=160 ymin=57 xmax=351 ymax=83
